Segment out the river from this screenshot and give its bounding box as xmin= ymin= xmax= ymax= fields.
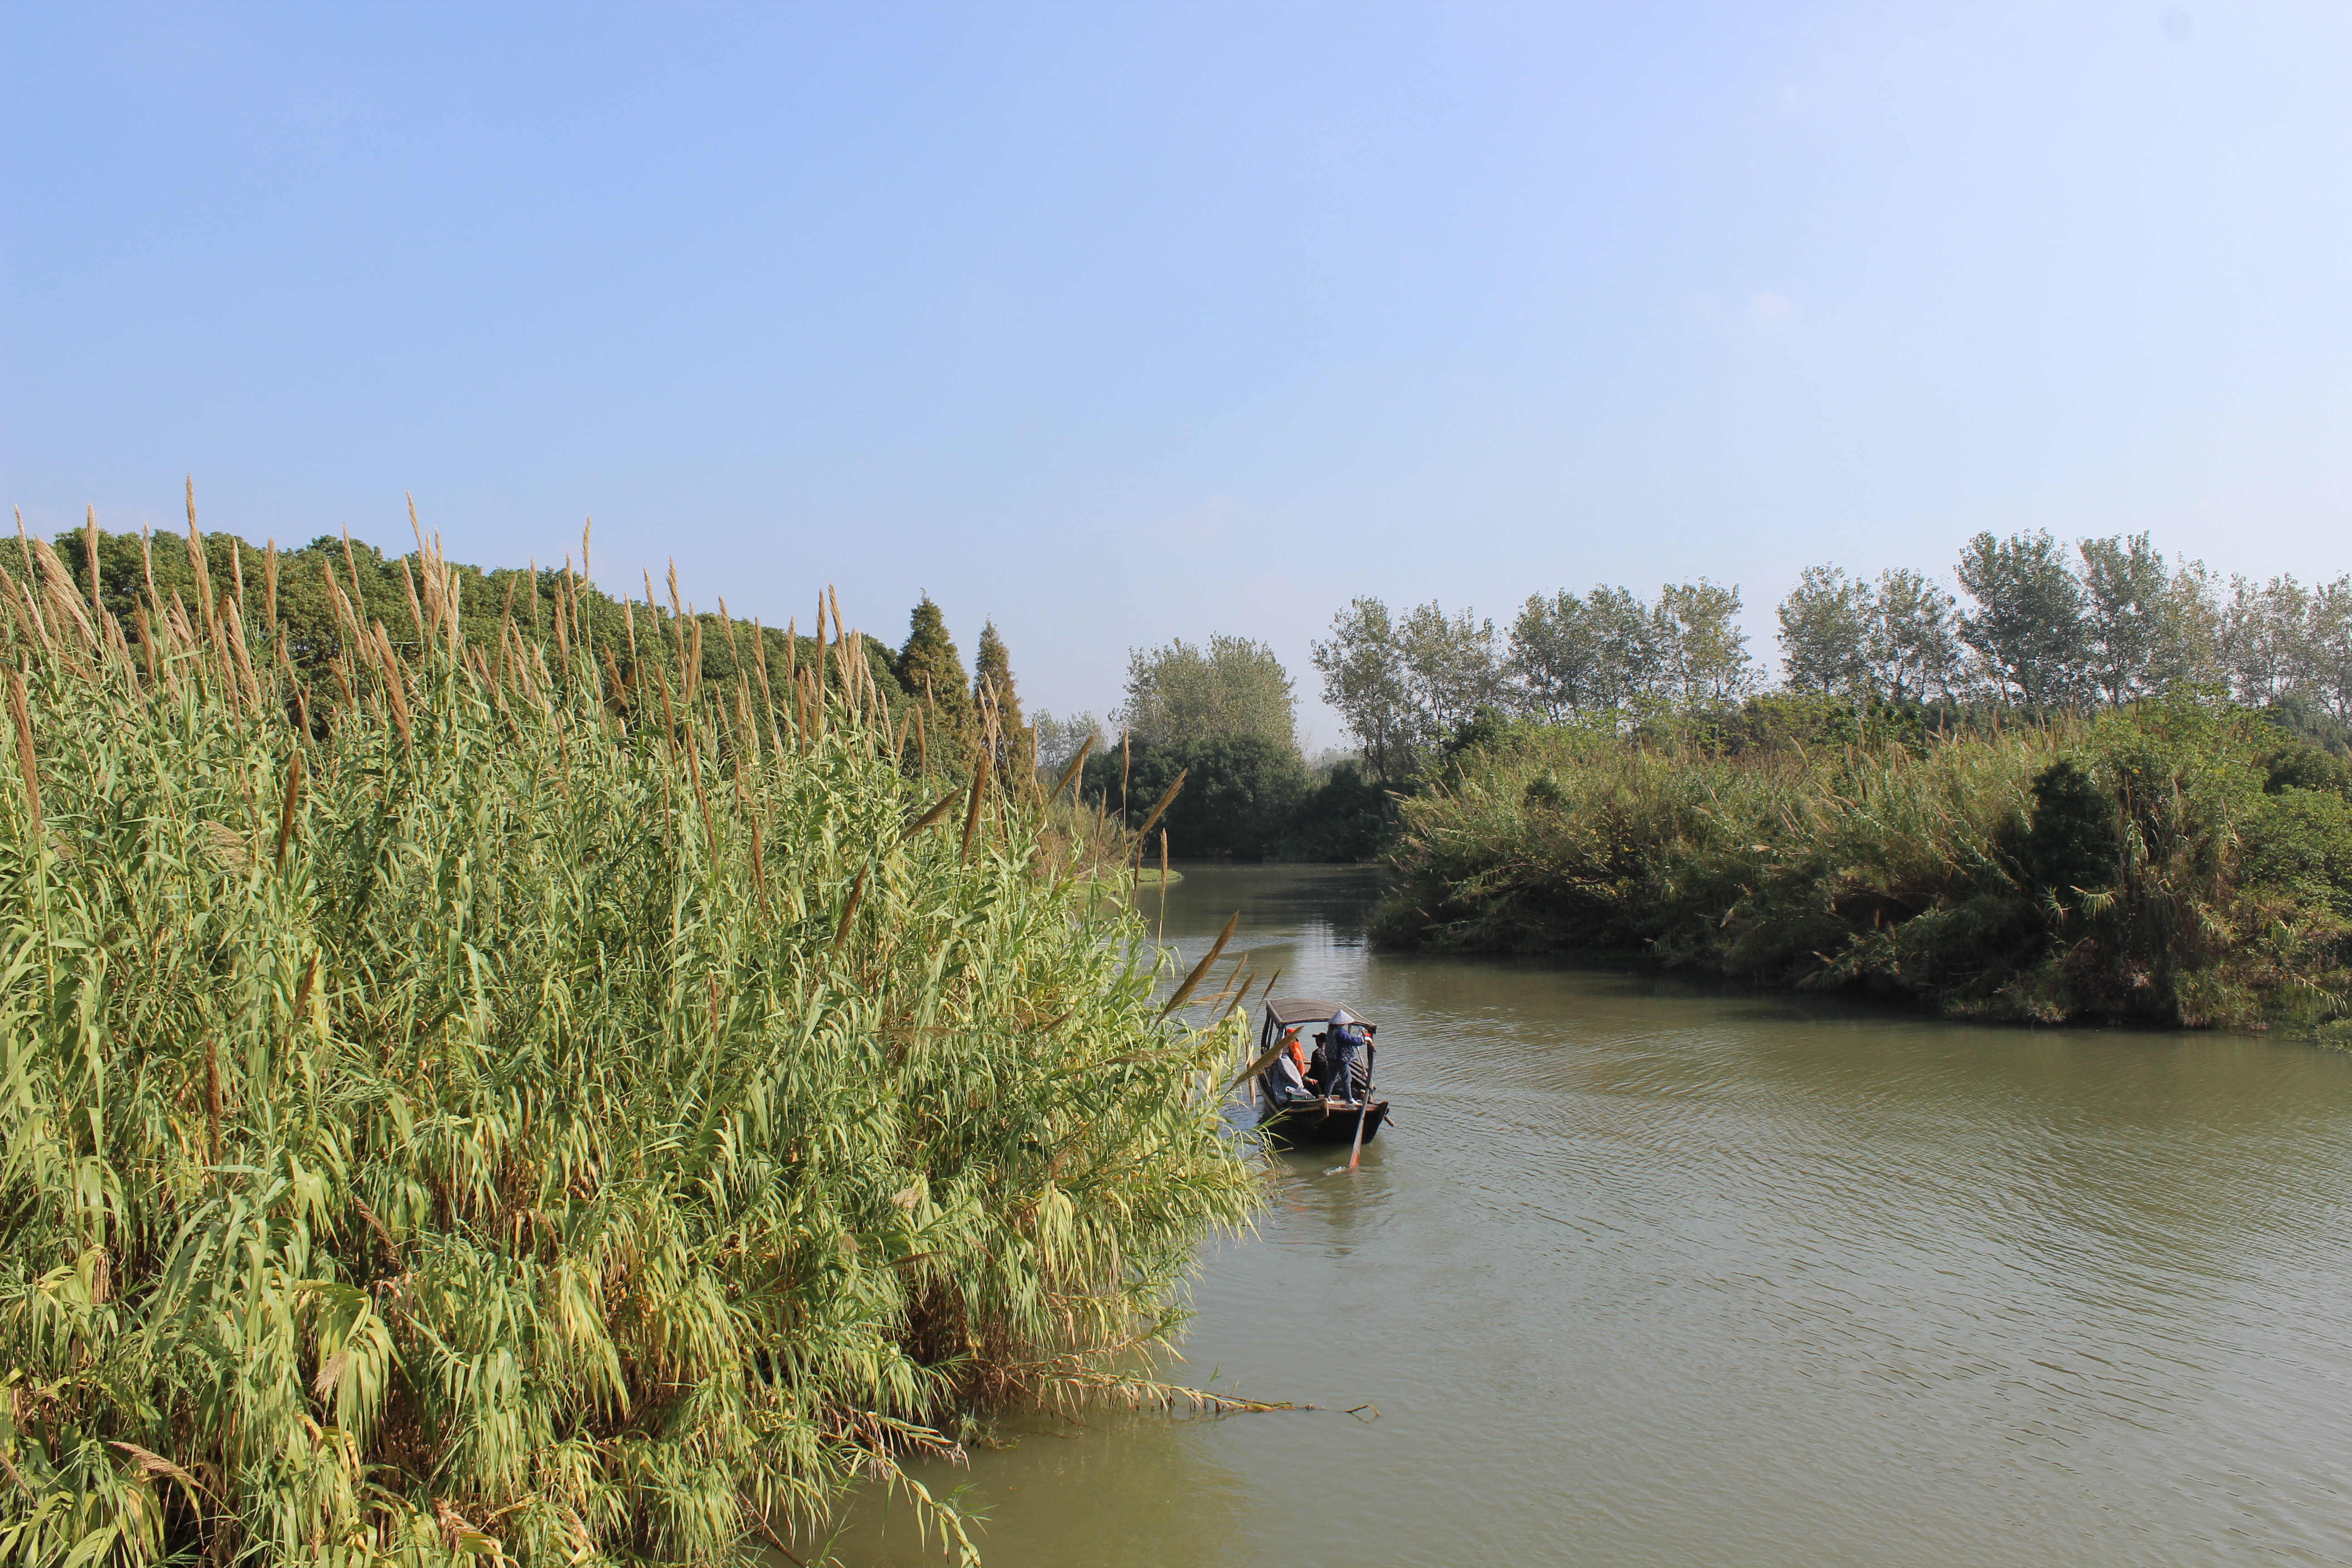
xmin=835 ymin=863 xmax=2352 ymax=1567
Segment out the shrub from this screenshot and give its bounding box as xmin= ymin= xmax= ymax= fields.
xmin=1376 ymin=695 xmax=2351 ymax=1029
xmin=2023 ymin=759 xmax=2119 ymax=905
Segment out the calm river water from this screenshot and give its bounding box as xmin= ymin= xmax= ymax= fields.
xmin=837 ymin=864 xmax=2352 ymax=1567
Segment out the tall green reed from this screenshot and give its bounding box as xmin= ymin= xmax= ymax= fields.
xmin=0 ymin=521 xmax=1261 ymax=1565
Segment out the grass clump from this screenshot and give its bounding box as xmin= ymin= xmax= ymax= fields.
xmin=0 ymin=520 xmax=1260 ymax=1563
xmin=1376 ymin=697 xmax=2352 ymax=1029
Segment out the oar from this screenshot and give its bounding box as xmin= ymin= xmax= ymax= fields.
xmin=1346 ymin=1050 xmax=1375 ymax=1171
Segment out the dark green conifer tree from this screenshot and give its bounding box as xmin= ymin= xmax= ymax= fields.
xmin=895 ymin=595 xmax=977 ymax=773
xmin=974 ymin=619 xmax=1031 ymax=784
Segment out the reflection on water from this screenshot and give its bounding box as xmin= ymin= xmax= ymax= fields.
xmin=833 ymin=866 xmax=2352 ymax=1567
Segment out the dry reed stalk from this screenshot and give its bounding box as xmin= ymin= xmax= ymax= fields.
xmin=8 ymin=671 xmax=40 ymax=841
xmin=31 ymin=539 xmax=94 ymax=647
xmin=205 ymin=596 xmax=237 ymax=695
xmin=687 ymin=730 xmax=717 ymax=859
xmin=203 ymin=1039 xmax=221 ymax=1168
xmin=830 ymin=864 xmax=870 ymax=957
xmin=915 ymin=704 xmax=927 ymax=774
xmin=735 ymin=676 xmax=760 ymax=761
xmin=684 ymin=620 xmax=702 ymax=707
xmin=274 ymin=753 xmax=304 ymax=870
xmin=82 ymin=508 xmax=100 ymax=615
xmin=600 ymin=648 xmax=627 ymax=714
xmin=1134 ymin=769 xmax=1187 ymax=844
xmin=133 ymin=607 xmax=160 ymax=687
xmin=337 ymin=528 xmax=365 ymax=624
xmin=264 ymin=541 xmax=279 ymax=629
xmin=0 ymin=569 xmax=35 ymax=655
xmin=230 ymin=537 xmax=245 ymax=621
xmin=904 ymin=788 xmax=960 ymax=838
xmin=1219 ymin=970 xmax=1256 ymax=1023
xmin=749 ymin=814 xmax=769 ymax=906
xmin=751 ymin=622 xmax=784 ymax=754
xmin=183 ymin=502 xmax=212 ymax=618
xmin=960 ymin=765 xmax=989 ymax=861
xmin=1120 ymin=730 xmax=1131 ymax=816
xmin=6 ymin=542 xmax=49 ymax=654
xmin=223 ymin=597 xmax=260 ymax=712
xmin=138 ymin=525 xmax=158 ymax=619
xmin=292 ymin=953 xmax=318 ymax=1023
xmin=164 ymin=594 xmax=195 ymax=660
xmin=371 ymin=625 xmax=413 ymax=751
xmin=1159 ymin=911 xmax=1239 ymax=1017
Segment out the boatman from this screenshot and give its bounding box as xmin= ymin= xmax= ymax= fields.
xmin=1323 ymin=1012 xmax=1367 ymax=1102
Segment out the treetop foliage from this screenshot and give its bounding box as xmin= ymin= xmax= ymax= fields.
xmin=1312 ymin=530 xmax=2352 ymax=783
xmin=1117 ymin=634 xmax=1296 ymax=754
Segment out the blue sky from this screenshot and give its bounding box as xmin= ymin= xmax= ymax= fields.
xmin=5 ymin=2 xmax=2348 ymax=739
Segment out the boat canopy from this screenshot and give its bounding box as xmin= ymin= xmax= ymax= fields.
xmin=1263 ymin=997 xmax=1375 ymax=1032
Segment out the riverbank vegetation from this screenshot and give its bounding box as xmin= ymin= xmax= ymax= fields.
xmin=0 ymin=512 xmax=1260 ymax=1563
xmin=1375 ymin=696 xmax=2351 ymax=1027
xmin=1294 ymin=530 xmax=2351 ymax=1030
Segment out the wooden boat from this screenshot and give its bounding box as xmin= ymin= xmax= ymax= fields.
xmin=1251 ymin=997 xmax=1389 ymax=1147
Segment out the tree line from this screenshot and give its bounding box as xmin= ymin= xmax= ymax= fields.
xmin=1039 ymin=526 xmax=2348 ymax=864
xmin=1313 ymin=529 xmax=2352 ymax=783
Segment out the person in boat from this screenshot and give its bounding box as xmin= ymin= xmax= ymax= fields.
xmin=1320 ymin=1012 xmax=1370 ymax=1102
xmin=1264 ymin=1024 xmax=1312 ymax=1106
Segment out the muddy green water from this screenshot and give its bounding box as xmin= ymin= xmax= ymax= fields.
xmin=837 ymin=864 xmax=2352 ymax=1567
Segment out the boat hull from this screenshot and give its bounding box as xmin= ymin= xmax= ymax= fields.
xmin=1257 ymin=1097 xmax=1389 ymax=1147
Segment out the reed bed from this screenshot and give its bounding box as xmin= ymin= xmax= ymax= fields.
xmin=1377 ymin=704 xmax=2352 ymax=1027
xmin=0 ymin=521 xmax=1262 ymax=1565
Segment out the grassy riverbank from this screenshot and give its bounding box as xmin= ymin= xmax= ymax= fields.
xmin=0 ymin=527 xmax=1260 ymax=1563
xmin=1374 ymin=699 xmax=2352 ymax=1030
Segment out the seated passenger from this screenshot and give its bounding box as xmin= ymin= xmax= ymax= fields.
xmin=1264 ymin=1025 xmax=1311 ymax=1105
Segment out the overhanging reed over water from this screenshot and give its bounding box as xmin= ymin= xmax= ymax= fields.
xmin=0 ymin=506 xmax=1261 ymax=1564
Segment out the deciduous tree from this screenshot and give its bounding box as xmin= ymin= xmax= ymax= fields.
xmin=1956 ymin=531 xmax=2089 ymax=709
xmin=1118 ymin=634 xmax=1296 ymax=751
xmin=1776 ymin=566 xmax=1873 ymax=696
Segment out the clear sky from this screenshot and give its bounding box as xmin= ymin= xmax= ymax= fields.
xmin=5 ymin=2 xmax=2348 ymax=740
